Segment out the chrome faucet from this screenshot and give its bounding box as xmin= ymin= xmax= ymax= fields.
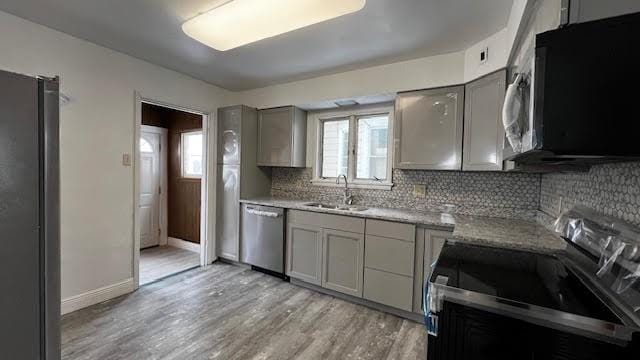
xmin=336 ymin=174 xmax=353 ymax=205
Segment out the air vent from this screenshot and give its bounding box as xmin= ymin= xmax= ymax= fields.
xmin=334 ymin=100 xmax=359 ymax=107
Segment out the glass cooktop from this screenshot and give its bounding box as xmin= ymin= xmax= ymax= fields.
xmin=429 ymin=242 xmax=622 ymax=325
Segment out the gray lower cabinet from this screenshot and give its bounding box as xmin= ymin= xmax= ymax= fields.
xmin=216 ymin=164 xmax=239 ymax=261
xmin=364 ymin=268 xmax=414 ymax=311
xmin=363 ymin=220 xmax=416 ymax=312
xmin=322 ymin=229 xmax=365 ymax=297
xmin=463 ymin=70 xmax=507 ymax=171
xmin=286 ymin=223 xmax=323 ymax=286
xmin=394 ymin=86 xmax=465 ymax=170
xmin=286 ymin=210 xmax=365 ymax=297
xmin=412 ymin=228 xmax=450 ymax=314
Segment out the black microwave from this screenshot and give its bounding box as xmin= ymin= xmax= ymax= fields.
xmin=502 ymin=12 xmax=640 ymax=165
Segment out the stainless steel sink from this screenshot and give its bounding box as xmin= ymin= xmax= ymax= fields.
xmin=302 ymin=202 xmax=368 ymax=212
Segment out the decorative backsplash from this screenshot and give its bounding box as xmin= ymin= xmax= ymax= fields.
xmin=272 ymin=168 xmax=541 ymax=219
xmin=540 ymin=162 xmax=640 ymax=227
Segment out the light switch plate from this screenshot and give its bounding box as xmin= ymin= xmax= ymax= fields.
xmin=122 ymin=153 xmax=131 ymax=166
xmin=413 ymin=184 xmax=426 ymax=198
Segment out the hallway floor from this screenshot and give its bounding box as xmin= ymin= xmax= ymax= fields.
xmin=61 ymin=263 xmax=427 ymax=360
xmin=139 ymin=245 xmax=199 ymax=285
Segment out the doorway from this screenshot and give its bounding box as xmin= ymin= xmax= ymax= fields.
xmin=136 ymin=100 xmax=208 ymax=286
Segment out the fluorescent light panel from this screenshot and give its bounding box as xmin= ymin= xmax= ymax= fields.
xmin=182 ymin=0 xmax=366 ymax=51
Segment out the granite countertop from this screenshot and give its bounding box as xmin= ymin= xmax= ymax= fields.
xmin=240 ymin=197 xmax=567 ymax=254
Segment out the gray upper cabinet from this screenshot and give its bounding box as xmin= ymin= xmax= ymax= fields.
xmin=257 ymin=106 xmax=307 ymax=167
xmin=463 ymin=70 xmax=507 ymax=171
xmin=394 ymin=86 xmax=465 ymax=170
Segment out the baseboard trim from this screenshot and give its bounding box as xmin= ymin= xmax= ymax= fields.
xmin=291 ymin=278 xmax=424 ymax=324
xmin=61 ymin=278 xmax=135 ymax=315
xmin=168 ymin=237 xmax=200 ymax=253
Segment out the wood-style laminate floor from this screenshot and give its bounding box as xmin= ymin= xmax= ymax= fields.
xmin=62 ymin=263 xmax=427 ymax=360
xmin=139 ymin=245 xmax=200 ymax=285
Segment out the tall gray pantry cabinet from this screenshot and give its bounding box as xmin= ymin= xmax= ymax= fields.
xmin=216 ymin=105 xmax=271 ymax=261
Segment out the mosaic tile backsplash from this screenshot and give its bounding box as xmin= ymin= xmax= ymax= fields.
xmin=540 ymin=162 xmax=640 ymax=227
xmin=271 ymin=168 xmax=541 ymax=219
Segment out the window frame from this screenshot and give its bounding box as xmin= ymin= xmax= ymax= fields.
xmin=311 ymin=104 xmax=394 ymax=190
xmin=180 ymin=130 xmax=204 ymax=179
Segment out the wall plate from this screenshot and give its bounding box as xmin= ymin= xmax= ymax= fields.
xmin=480 ymin=47 xmax=489 ymax=64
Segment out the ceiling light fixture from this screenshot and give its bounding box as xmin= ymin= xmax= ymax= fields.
xmin=182 ymin=0 xmax=366 ymax=51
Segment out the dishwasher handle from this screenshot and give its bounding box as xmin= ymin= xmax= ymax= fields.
xmin=246 ymin=207 xmax=282 ymax=218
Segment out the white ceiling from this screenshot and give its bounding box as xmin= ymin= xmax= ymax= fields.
xmin=0 ymin=0 xmax=514 ymax=91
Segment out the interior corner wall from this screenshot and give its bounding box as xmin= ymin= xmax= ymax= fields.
xmin=0 ymin=10 xmax=233 ymax=301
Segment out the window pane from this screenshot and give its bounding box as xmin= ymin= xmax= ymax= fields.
xmin=182 ymin=132 xmax=203 ymax=178
xmin=356 ymin=115 xmax=389 ymax=180
xmin=321 ymin=119 xmax=349 ymax=178
xmin=140 ymin=138 xmax=153 ymax=153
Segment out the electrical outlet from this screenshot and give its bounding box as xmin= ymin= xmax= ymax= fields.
xmin=122 ymin=153 xmax=131 ymax=166
xmin=413 ymin=184 xmax=426 ymax=198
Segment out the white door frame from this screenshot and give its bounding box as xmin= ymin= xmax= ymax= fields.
xmin=141 ymin=125 xmax=168 ymax=247
xmin=133 ymin=92 xmax=217 ymax=290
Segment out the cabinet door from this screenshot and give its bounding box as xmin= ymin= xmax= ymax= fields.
xmin=286 ymin=223 xmax=323 ymax=285
xmin=217 ymin=106 xmax=241 ymax=165
xmin=257 ymin=107 xmax=293 ymax=166
xmin=322 ymin=229 xmax=364 ymax=297
xmin=394 ymin=86 xmax=464 ymax=170
xmin=414 ymin=229 xmax=450 ymax=314
xmin=216 ymin=164 xmax=240 ymax=260
xmin=463 ymin=70 xmax=507 ymax=171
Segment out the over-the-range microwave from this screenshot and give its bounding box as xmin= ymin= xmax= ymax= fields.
xmin=502 ymin=12 xmax=640 ymax=165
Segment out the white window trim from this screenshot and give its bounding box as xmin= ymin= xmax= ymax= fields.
xmin=311 ymin=104 xmax=394 ymax=190
xmin=181 ymin=130 xmax=203 ymax=179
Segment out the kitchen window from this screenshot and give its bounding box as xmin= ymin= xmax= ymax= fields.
xmin=312 ymin=105 xmax=393 ymax=190
xmin=181 ymin=130 xmax=203 ymax=178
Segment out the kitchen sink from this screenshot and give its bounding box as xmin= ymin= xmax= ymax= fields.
xmin=302 ymin=202 xmax=368 ymax=212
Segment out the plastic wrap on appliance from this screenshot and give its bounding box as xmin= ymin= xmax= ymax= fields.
xmin=554 ymin=206 xmax=640 ymax=297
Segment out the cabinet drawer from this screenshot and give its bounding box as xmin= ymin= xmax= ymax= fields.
xmin=288 ymin=210 xmax=364 ymax=233
xmin=366 ymin=219 xmax=415 ymax=242
xmin=364 ymin=267 xmax=413 ymax=312
xmin=365 ymin=235 xmax=414 ymax=276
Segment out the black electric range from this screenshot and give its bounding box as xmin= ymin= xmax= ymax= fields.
xmin=425 ymin=241 xmax=640 ymax=360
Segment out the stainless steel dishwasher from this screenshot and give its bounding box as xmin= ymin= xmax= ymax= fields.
xmin=240 ymin=204 xmax=285 ymax=276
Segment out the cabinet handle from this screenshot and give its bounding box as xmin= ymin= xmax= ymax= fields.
xmin=246 ymin=208 xmax=281 ymax=218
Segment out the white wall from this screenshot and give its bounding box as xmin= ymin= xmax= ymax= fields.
xmin=463 ymin=28 xmax=509 ymax=82
xmin=237 ymin=51 xmax=465 ymax=109
xmin=0 ymin=11 xmax=233 ymax=301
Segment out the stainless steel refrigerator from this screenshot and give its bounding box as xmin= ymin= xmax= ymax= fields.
xmin=0 ymin=69 xmax=61 ymax=359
